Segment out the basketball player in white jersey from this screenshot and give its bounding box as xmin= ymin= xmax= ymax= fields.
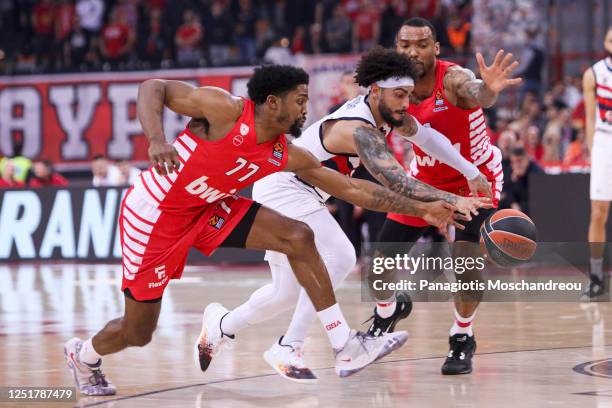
xmin=582 ymin=26 xmax=612 ymax=299
xmin=217 ymin=47 xmax=493 ymax=383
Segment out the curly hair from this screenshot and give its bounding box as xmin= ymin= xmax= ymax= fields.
xmin=247 ymin=65 xmax=309 ymax=105
xmin=354 ymin=46 xmax=417 ymax=88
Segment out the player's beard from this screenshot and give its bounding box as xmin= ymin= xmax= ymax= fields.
xmin=379 ymin=97 xmax=405 ymax=127
xmin=289 ymin=116 xmax=306 ymax=137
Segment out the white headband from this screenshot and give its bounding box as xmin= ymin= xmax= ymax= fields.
xmin=375 ymin=76 xmax=414 ymax=88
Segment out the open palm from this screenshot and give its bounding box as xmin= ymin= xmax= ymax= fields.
xmin=476 ymin=50 xmax=523 ymax=94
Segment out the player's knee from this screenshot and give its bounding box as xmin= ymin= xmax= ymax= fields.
xmin=591 ymin=204 xmax=610 ymax=225
xmin=284 ymin=221 xmax=316 ymax=255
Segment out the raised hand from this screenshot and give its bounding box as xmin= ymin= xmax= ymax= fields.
xmin=476 ymin=50 xmax=523 ymax=94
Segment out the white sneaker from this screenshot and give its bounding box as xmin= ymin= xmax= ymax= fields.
xmin=64 ymin=337 xmax=116 ymax=396
xmin=194 ymin=303 xmax=234 ymax=372
xmin=263 ymin=336 xmax=317 ymax=384
xmin=334 ymin=329 xmax=408 ymax=378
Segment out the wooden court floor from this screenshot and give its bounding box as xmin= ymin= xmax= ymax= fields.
xmin=2 ymin=262 xmax=612 ymax=408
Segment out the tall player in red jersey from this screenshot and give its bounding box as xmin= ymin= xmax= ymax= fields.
xmin=367 ymin=18 xmax=523 ymax=375
xmin=63 ymin=65 xmax=465 ymax=395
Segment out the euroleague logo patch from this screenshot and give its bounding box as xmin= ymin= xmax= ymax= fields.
xmin=208 ymin=214 xmax=225 ymax=229
xmin=433 ymin=89 xmax=448 ymax=112
xmin=268 ymin=142 xmax=284 ymax=166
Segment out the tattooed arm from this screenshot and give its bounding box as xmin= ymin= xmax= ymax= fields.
xmin=353 ymin=125 xmax=458 ymax=204
xmin=444 ymin=50 xmax=522 ymax=109
xmin=296 ymin=165 xmax=463 ymax=229
xmin=352 ymin=125 xmax=492 ymax=216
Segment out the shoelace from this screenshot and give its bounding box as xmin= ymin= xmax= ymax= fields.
xmin=88 ymin=369 xmax=109 ymax=387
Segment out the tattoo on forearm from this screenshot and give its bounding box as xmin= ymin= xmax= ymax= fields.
xmin=353 ymin=126 xmax=458 ymax=204
xmin=445 ymin=68 xmax=497 ymax=108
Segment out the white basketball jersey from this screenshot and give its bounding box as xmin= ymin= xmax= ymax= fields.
xmin=253 ymin=94 xmax=389 ymax=217
xmin=593 ymin=58 xmax=612 ymax=134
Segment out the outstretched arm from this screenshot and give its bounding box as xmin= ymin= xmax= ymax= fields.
xmin=289 ymin=147 xmax=465 ymax=229
xmin=352 ymin=125 xmax=491 ymax=216
xmin=444 ymin=50 xmax=522 ymax=109
xmin=394 ymin=115 xmax=492 ymax=199
xmin=315 ymin=167 xmax=468 ymax=230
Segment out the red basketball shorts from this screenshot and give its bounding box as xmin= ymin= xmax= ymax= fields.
xmin=119 ymin=188 xmax=254 ymax=301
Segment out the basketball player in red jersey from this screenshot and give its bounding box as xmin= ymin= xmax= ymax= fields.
xmin=63 ymin=65 xmax=473 ymax=395
xmin=366 ymin=18 xmax=523 ymax=375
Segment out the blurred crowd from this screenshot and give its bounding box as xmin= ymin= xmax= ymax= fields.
xmin=0 ymin=0 xmax=473 ymax=74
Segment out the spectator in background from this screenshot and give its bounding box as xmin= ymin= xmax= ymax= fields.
xmin=138 ymin=7 xmax=165 ymax=68
xmin=75 ymin=0 xmax=105 ymax=53
xmin=501 ymin=147 xmax=544 ymax=215
xmin=263 ymin=36 xmax=293 ymax=65
xmin=514 ymin=28 xmax=544 ymax=103
xmin=379 ymin=0 xmax=406 ymax=48
xmin=0 ymin=160 xmax=24 ymax=188
xmin=65 ymin=15 xmax=91 ymax=70
xmin=563 ymin=129 xmax=588 ymax=166
xmin=0 ymin=140 xmax=32 ymax=183
xmin=28 ymin=160 xmax=69 ymax=187
xmin=351 ymin=0 xmax=380 ymax=52
xmin=205 ymin=0 xmax=234 ymax=66
xmin=175 ymin=9 xmax=203 ymax=67
xmin=116 ymin=159 xmax=140 ymax=185
xmin=91 ymin=155 xmax=121 ymax=186
xmin=100 ymin=8 xmax=135 ymax=70
xmin=446 ymin=14 xmax=471 ymax=55
xmin=234 ymin=0 xmax=257 ymax=64
xmin=325 ymin=3 xmax=352 ymax=53
xmin=328 ymin=70 xmax=360 ymax=112
xmin=32 ymin=0 xmax=55 ymax=71
xmin=55 ymin=0 xmax=75 ymax=70
xmin=254 ymin=18 xmax=275 ymax=59
xmin=523 ymin=125 xmax=543 ymax=162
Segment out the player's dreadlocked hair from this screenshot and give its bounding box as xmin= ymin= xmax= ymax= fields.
xmin=247 ymin=65 xmax=309 ymax=105
xmin=354 ymin=46 xmax=417 ymax=88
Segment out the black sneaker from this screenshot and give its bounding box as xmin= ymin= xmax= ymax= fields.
xmin=365 ymin=292 xmax=413 ymax=337
xmin=580 ymin=274 xmax=608 ymax=301
xmin=441 ymin=334 xmax=476 ymax=375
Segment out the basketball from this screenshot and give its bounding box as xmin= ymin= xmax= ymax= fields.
xmin=480 ymin=209 xmax=538 ymax=267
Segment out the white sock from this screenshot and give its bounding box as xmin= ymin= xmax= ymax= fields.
xmin=79 ymin=338 xmax=102 ymax=365
xmin=317 ymin=303 xmax=350 ymax=350
xmin=450 ymin=309 xmax=475 ymax=337
xmin=591 ymin=258 xmax=604 ymax=280
xmin=376 ymin=301 xmax=396 ymax=319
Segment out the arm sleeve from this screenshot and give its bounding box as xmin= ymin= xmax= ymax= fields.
xmin=407 ymin=119 xmax=480 ymax=180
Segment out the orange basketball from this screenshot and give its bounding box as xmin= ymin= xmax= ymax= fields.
xmin=480 ymin=209 xmax=537 ymax=267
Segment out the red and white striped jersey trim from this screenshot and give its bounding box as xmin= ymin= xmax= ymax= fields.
xmin=121 ymin=192 xmax=162 ymax=281
xmin=132 ymin=133 xmax=198 ymax=206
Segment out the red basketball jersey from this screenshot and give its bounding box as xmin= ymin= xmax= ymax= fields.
xmin=133 ymin=98 xmax=289 ymax=214
xmin=407 ymin=59 xmax=503 ymax=190
xmin=388 ymin=59 xmax=503 ymax=227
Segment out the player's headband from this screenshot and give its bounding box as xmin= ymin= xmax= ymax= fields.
xmin=375 ymin=76 xmax=415 ymax=88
